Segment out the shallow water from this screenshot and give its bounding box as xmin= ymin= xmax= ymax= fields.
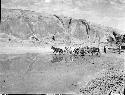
xmin=0 ymin=53 xmax=124 ymax=94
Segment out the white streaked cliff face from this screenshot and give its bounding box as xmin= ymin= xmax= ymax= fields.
xmin=1 ymin=0 xmax=125 ymax=33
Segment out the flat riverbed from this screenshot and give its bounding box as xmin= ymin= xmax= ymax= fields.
xmin=0 ymin=51 xmax=124 ymax=94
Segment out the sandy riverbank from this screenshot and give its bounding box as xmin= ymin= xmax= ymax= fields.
xmin=0 ymin=46 xmax=53 ymax=54
xmin=0 ymin=41 xmax=73 ymax=54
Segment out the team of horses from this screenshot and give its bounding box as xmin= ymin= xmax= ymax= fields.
xmin=51 ymin=46 xmax=100 ymax=56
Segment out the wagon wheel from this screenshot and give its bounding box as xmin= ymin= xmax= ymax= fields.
xmin=96 ymin=52 xmax=101 ymax=56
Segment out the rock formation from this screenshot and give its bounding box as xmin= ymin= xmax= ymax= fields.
xmin=0 ymin=8 xmax=124 ymax=48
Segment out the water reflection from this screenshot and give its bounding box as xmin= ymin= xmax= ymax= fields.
xmin=51 ymin=54 xmax=64 ymax=63
xmin=0 ymin=53 xmax=93 ymax=73
xmin=50 ymin=54 xmax=85 ymax=63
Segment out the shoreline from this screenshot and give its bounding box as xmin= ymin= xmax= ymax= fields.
xmin=0 ymin=46 xmax=53 ymax=54
xmin=0 ymin=42 xmax=124 ymax=59
xmin=0 ymin=46 xmax=124 ymax=59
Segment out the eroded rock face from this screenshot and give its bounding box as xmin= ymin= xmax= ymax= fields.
xmin=1 ymin=9 xmax=66 ymax=41
xmin=0 ymin=8 xmax=123 ymax=46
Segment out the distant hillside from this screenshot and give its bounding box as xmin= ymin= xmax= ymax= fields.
xmin=0 ymin=8 xmax=124 ymax=47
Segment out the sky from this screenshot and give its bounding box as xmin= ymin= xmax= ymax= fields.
xmin=1 ymin=0 xmax=125 ymax=33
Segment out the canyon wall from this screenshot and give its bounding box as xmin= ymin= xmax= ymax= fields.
xmin=0 ymin=8 xmax=123 ymax=47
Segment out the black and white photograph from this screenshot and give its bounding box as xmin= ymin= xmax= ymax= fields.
xmin=0 ymin=0 xmax=125 ymax=95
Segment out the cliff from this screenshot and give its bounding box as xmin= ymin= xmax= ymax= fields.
xmin=0 ymin=8 xmax=124 ymax=47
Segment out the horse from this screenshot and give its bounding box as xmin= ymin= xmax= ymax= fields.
xmin=82 ymin=46 xmax=91 ymax=55
xmin=51 ymin=46 xmax=63 ymax=54
xmin=73 ymin=47 xmax=81 ymax=55
xmin=64 ymin=47 xmax=73 ymax=54
xmin=90 ymin=47 xmax=100 ymax=56
xmin=79 ymin=48 xmax=86 ymax=56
